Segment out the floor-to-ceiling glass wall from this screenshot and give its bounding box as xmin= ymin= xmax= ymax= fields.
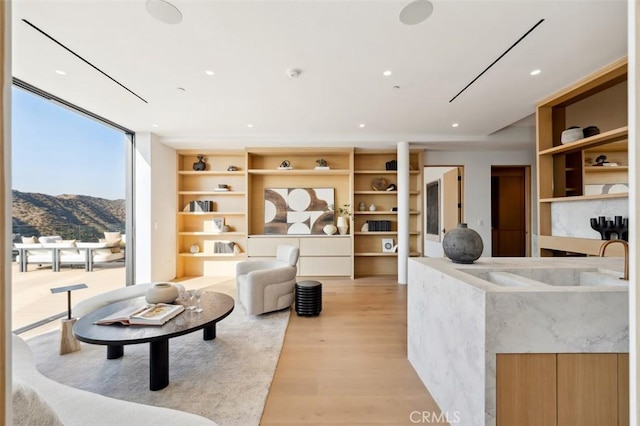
xmin=11 ymin=84 xmax=132 ymax=337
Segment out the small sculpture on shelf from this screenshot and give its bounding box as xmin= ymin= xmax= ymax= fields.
xmin=227 ymin=165 xmax=237 ymax=171
xmin=278 ymin=160 xmax=292 ymax=170
xmin=590 ymin=216 xmax=628 ymax=241
xmin=193 ymin=154 xmax=207 ymax=171
xmin=315 ymin=159 xmax=329 ymax=170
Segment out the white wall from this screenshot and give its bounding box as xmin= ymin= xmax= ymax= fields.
xmin=134 ymin=132 xmax=177 ymax=283
xmin=423 ymin=145 xmax=537 ymax=257
xmin=423 ymin=166 xmax=456 ymax=257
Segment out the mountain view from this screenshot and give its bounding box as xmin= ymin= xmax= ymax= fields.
xmin=12 ymin=190 xmax=125 ymax=242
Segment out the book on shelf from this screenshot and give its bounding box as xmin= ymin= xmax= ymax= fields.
xmin=94 ymin=303 xmax=185 ymax=326
xmin=183 ymin=200 xmax=215 ymax=212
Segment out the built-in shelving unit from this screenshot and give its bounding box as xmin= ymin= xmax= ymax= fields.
xmin=176 ymin=147 xmax=424 ymax=278
xmin=353 ymin=149 xmax=423 ymax=277
xmin=176 ymin=150 xmax=248 ymax=277
xmin=536 ymin=57 xmax=628 ymax=256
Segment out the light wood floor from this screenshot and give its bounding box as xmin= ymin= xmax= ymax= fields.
xmin=261 ymin=276 xmax=445 ymax=426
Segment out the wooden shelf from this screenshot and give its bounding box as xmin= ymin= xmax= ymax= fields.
xmin=178 ymin=191 xmax=246 ymax=196
xmin=178 ymin=211 xmax=245 ymax=216
xmin=539 ymin=193 xmax=628 ymax=203
xmin=584 ymin=166 xmax=628 ymax=172
xmin=178 ymin=253 xmax=245 ymax=258
xmin=178 ymin=232 xmax=245 ymax=236
xmin=354 ymin=170 xmax=421 ymax=175
xmin=538 ymin=235 xmax=626 ymax=257
xmin=354 ymin=191 xmax=419 ymax=195
xmin=538 ymin=126 xmax=628 ymax=156
xmin=354 ymin=231 xmax=419 ymax=236
xmin=248 ymin=168 xmax=351 ymax=175
xmin=355 ymin=211 xmax=420 ymax=215
xmin=178 ymin=171 xmax=244 ymax=176
xmin=354 ymin=252 xmax=421 ymax=257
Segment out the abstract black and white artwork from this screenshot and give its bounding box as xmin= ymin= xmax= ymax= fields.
xmin=264 ymin=188 xmax=335 ymax=235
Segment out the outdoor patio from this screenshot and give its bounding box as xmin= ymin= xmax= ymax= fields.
xmin=11 ymin=261 xmax=126 ymax=339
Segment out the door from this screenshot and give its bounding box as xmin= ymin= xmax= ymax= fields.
xmin=491 ymin=166 xmax=529 ymax=257
xmin=442 ymin=167 xmax=461 ymax=235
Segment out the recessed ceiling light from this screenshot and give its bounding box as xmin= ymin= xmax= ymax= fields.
xmin=383 ymin=70 xmax=392 ymax=77
xmin=530 ymin=69 xmax=541 ymax=76
xmin=55 ymin=70 xmax=66 ymax=75
xmin=205 ymin=70 xmax=214 ymax=76
xmin=452 ymin=123 xmax=459 ymax=128
xmin=247 ymin=124 xmax=254 ymax=128
xmin=359 ymin=124 xmax=366 ymax=128
xmin=399 ymin=0 xmax=434 ymax=25
xmin=145 ymin=0 xmax=182 ymax=24
xmin=152 ymin=124 xmax=159 ymax=128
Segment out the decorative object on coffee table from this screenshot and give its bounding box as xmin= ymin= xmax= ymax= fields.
xmin=295 ymin=280 xmax=322 ymax=316
xmin=442 ymin=223 xmax=483 ymax=264
xmin=193 ymin=154 xmax=207 ymax=171
xmin=145 ymin=282 xmax=179 ymax=304
xmin=50 ymin=283 xmax=88 ymax=355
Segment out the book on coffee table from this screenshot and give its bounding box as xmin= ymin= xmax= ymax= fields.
xmin=95 ymin=303 xmax=185 ymax=326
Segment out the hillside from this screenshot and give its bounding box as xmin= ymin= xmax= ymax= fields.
xmin=12 ymin=190 xmax=125 ymax=242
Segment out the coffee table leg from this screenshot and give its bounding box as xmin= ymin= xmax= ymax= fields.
xmin=203 ymin=323 xmax=216 ymax=340
xmin=149 ymin=339 xmax=169 ymax=391
xmin=107 ymin=345 xmax=123 ymax=359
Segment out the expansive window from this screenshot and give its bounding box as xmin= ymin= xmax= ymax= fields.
xmin=11 ymin=84 xmax=133 ymax=336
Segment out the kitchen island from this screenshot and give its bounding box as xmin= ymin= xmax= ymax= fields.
xmin=408 ymin=257 xmax=629 ymax=426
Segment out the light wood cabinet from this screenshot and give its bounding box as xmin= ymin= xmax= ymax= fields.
xmin=497 ymin=353 xmax=629 ymax=426
xmin=247 ymin=236 xmax=352 ymax=276
xmin=353 ymin=149 xmax=423 ymax=277
xmin=536 ymin=57 xmax=628 ymax=256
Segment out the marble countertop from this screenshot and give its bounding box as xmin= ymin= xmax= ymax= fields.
xmin=410 ymin=256 xmax=627 ymax=293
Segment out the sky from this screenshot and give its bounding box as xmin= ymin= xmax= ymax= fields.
xmin=12 ymin=86 xmax=126 ymax=200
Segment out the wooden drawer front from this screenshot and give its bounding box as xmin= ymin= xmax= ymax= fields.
xmin=300 ymin=256 xmax=351 ymax=276
xmin=300 ymin=237 xmax=351 ymax=256
xmin=247 ymin=237 xmax=300 ymax=256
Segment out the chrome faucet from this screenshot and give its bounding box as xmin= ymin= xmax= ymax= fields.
xmin=598 ymin=239 xmax=629 ymax=280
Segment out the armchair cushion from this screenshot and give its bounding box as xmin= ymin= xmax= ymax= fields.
xmin=236 ymin=245 xmax=299 ymax=315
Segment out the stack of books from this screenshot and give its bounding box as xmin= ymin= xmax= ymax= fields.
xmin=366 ymin=220 xmax=392 ymax=231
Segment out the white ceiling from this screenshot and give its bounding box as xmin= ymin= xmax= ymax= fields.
xmin=11 ymin=0 xmax=628 ymax=150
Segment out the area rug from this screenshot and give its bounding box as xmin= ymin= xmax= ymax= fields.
xmin=26 ymin=287 xmax=290 ymax=426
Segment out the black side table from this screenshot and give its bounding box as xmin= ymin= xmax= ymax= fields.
xmin=295 ymin=280 xmax=322 ymax=316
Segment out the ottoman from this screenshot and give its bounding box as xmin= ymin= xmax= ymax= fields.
xmin=295 ymin=280 xmax=322 ymax=316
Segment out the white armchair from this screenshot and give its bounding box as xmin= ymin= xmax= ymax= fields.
xmin=236 ymin=245 xmax=299 ymax=315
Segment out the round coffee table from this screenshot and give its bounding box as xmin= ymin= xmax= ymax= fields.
xmin=73 ymin=291 xmax=234 ymax=391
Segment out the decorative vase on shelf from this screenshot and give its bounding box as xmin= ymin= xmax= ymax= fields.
xmin=442 ymin=223 xmax=483 ymax=264
xmin=337 ymin=216 xmax=349 ymax=235
xmin=323 ymin=224 xmax=337 ymax=235
xmin=192 ymin=154 xmax=206 ymax=171
xmin=145 ymin=283 xmax=179 ymax=304
xmin=358 ymin=202 xmax=366 ymax=211
xmin=190 ymin=244 xmax=200 ymax=253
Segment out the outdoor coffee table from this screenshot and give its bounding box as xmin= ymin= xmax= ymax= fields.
xmin=73 ymin=291 xmax=234 ymax=391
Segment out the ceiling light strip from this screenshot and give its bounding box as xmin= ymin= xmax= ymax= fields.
xmin=449 ymin=18 xmax=545 ymax=103
xmin=21 ymin=19 xmax=149 ymax=104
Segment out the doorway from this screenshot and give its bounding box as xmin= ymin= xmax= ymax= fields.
xmin=423 ymin=166 xmax=464 ymax=257
xmin=491 ymin=166 xmax=531 ymax=257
